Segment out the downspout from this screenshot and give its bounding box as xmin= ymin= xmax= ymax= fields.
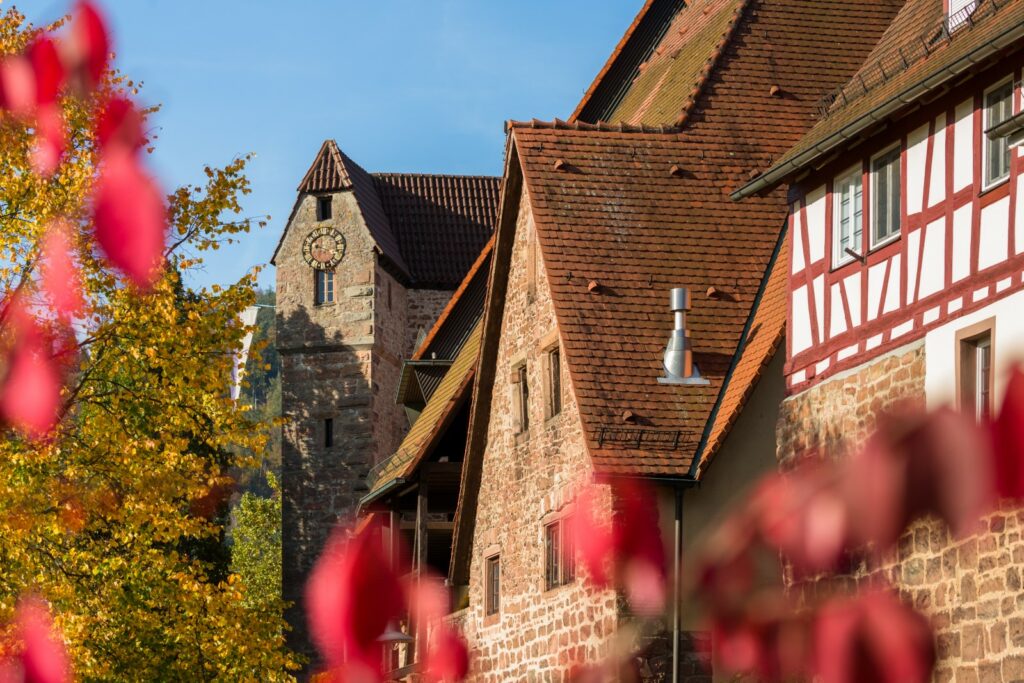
xmin=672 ymin=483 xmax=684 ymax=683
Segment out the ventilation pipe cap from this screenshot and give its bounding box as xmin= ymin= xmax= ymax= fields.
xmin=659 ymin=287 xmax=710 ymax=386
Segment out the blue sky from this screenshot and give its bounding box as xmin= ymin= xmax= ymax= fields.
xmin=24 ymin=1 xmax=639 ymax=290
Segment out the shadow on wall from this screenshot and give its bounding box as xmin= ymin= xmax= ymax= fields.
xmin=276 ymin=305 xmax=375 ymax=672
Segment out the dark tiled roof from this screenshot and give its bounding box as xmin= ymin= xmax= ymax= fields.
xmin=372 ymin=174 xmax=499 ymax=287
xmin=738 ymin=0 xmax=1024 ymax=198
xmin=278 ymin=141 xmax=499 ymax=287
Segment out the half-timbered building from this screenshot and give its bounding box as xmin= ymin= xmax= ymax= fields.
xmin=736 ymin=0 xmax=1024 ymax=678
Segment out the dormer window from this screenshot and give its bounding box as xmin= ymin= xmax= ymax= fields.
xmin=316 ymin=196 xmax=332 ymax=221
xmin=948 ymin=0 xmax=977 ymax=32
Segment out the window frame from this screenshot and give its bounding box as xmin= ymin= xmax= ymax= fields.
xmin=544 ymin=345 xmax=562 ymax=420
xmin=956 ymin=318 xmax=996 ymax=422
xmin=869 ymin=144 xmax=902 ymax=249
xmin=832 ymin=164 xmax=865 ymax=269
xmin=314 ymin=269 xmax=335 ymax=306
xmin=316 ymin=195 xmax=332 ymax=222
xmin=513 ymin=363 xmax=529 ymax=435
xmin=484 ymin=554 xmax=501 ymax=617
xmin=983 ymin=78 xmax=1014 ymax=191
xmin=543 ymin=518 xmax=575 ymax=592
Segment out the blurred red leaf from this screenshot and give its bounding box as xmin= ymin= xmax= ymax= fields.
xmin=0 ymin=307 xmax=61 ymax=439
xmin=31 ymin=105 xmax=67 ymax=178
xmin=40 ymin=222 xmax=84 ymax=319
xmin=566 ymin=485 xmax=613 ymax=588
xmin=422 ymin=626 xmax=469 ymax=683
xmin=1 ymin=596 xmax=72 ymax=683
xmin=67 ymin=1 xmax=110 ymax=91
xmin=0 ymin=55 xmax=36 ymax=115
xmin=814 ymin=590 xmax=934 ymax=683
xmin=845 ymin=408 xmax=990 ymax=551
xmin=92 ymin=148 xmax=167 ymax=288
xmin=26 ymin=36 xmax=64 ymax=107
xmin=306 ymin=524 xmax=406 ymax=675
xmin=991 ymin=367 xmax=1024 ymax=499
xmin=95 ymin=96 xmax=145 ymax=152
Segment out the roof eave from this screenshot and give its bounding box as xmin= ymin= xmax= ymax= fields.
xmin=732 ymin=20 xmax=1024 ymax=201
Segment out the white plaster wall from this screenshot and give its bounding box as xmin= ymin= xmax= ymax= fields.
xmin=925 ymin=288 xmax=1024 ymax=409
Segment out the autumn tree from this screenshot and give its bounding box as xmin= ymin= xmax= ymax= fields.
xmin=0 ymin=5 xmax=298 ymax=679
xmin=231 ymin=472 xmax=283 ymax=609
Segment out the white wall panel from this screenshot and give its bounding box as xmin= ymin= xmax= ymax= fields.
xmin=806 ymin=185 xmax=826 ymax=264
xmin=907 ymin=228 xmax=921 ymax=303
xmin=1016 ymin=176 xmax=1024 ymax=255
xmin=792 ymin=210 xmax=805 ymax=274
xmin=919 ymin=217 xmax=946 ymax=299
xmin=884 ymin=255 xmax=902 ymax=315
xmin=868 ymin=261 xmax=886 ymax=321
xmin=929 ymin=114 xmax=947 ymax=207
xmin=954 ymin=98 xmax=975 ymax=192
xmin=952 ymin=204 xmax=973 ymax=282
xmin=907 ymin=123 xmax=929 ymax=215
xmin=813 ymin=275 xmax=825 ymax=345
xmin=844 ymin=272 xmax=862 ymax=326
xmin=830 ymin=283 xmax=846 ymax=337
xmin=979 ymin=196 xmax=1010 ymax=271
xmin=792 ymin=285 xmax=811 ymax=354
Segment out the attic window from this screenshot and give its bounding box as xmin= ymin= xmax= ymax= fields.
xmin=948 ymin=0 xmax=977 ymax=31
xmin=316 ymin=196 xmax=332 ymax=221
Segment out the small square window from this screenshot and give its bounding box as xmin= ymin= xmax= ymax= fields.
xmin=958 ymin=322 xmax=994 ymax=422
xmin=833 ymin=167 xmax=864 ymax=266
xmin=324 ymin=418 xmax=333 ymax=449
xmin=316 ymin=196 xmax=332 ymax=221
xmin=545 ymin=347 xmax=562 ymax=419
xmin=485 ymin=555 xmax=500 ymax=616
xmin=871 ymin=146 xmax=901 ymax=246
xmin=314 ymin=270 xmax=334 ymax=305
xmin=985 ymin=81 xmax=1014 ymax=189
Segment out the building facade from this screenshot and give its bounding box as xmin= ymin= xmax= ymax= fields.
xmin=736 ymin=0 xmax=1024 ymax=679
xmin=272 ymin=140 xmax=498 ymax=663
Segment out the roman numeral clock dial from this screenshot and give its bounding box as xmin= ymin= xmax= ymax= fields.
xmin=302 ymin=227 xmax=346 ymax=270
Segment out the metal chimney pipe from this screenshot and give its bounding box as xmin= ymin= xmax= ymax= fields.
xmin=659 ymin=287 xmax=710 ymax=386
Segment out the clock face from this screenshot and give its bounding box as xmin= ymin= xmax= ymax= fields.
xmin=302 ymin=227 xmax=346 ymax=270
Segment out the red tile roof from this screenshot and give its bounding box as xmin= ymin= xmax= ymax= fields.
xmin=275 ymin=140 xmax=499 ymax=287
xmin=451 ymin=0 xmax=902 ymax=584
xmin=737 ymin=0 xmax=1024 ymax=198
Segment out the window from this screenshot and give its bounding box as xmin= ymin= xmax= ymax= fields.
xmin=545 ymin=347 xmax=562 ymax=419
xmin=316 ymin=196 xmax=332 ymax=221
xmin=985 ymin=81 xmax=1014 ymax=189
xmin=958 ymin=321 xmax=994 ymax=422
xmin=544 ymin=519 xmax=575 ymax=591
xmin=948 ymin=0 xmax=977 ymax=31
xmin=324 ymin=418 xmax=333 ymax=448
xmin=833 ymin=167 xmax=864 ymax=266
xmin=871 ymin=146 xmax=901 ymax=246
xmin=314 ymin=270 xmax=334 ymax=305
xmin=513 ymin=364 xmax=529 ymax=434
xmin=485 ymin=555 xmax=500 ymax=616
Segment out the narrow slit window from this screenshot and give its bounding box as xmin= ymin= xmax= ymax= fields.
xmin=833 ymin=168 xmax=864 ymax=266
xmin=316 ymin=196 xmax=332 ymax=221
xmin=314 ymin=270 xmax=334 ymax=305
xmin=871 ymin=146 xmax=901 ymax=246
xmin=485 ymin=555 xmax=500 ymax=616
xmin=324 ymin=418 xmax=333 ymax=448
xmin=546 ymin=347 xmax=561 ymax=419
xmin=514 ymin=364 xmax=529 ymax=434
xmin=985 ymin=81 xmax=1013 ymax=188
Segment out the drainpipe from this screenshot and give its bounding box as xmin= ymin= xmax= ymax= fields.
xmin=672 ymin=484 xmax=684 ymax=683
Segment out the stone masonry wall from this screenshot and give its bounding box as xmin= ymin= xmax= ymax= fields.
xmin=777 ymin=342 xmax=1024 ymax=682
xmin=277 ymin=190 xmax=379 ymax=667
xmin=461 ymin=194 xmax=620 ymax=682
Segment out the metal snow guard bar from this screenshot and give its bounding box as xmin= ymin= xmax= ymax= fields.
xmin=596 ymin=427 xmax=698 ymax=451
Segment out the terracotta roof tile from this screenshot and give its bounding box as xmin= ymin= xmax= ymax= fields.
xmin=373 ymin=173 xmax=500 ymax=287
xmin=739 ymin=0 xmax=1024 ymax=197
xmin=297 ymin=139 xmax=352 ymax=193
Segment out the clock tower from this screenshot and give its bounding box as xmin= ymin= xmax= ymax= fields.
xmin=272 ymin=140 xmax=498 ymax=666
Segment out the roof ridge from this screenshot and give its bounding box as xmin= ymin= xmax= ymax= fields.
xmin=505 ymin=117 xmax=682 ymax=134
xmin=296 ymin=139 xmax=353 ymax=193
xmin=675 ymin=0 xmax=752 ymax=128
xmin=372 ymin=171 xmax=501 ymax=181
